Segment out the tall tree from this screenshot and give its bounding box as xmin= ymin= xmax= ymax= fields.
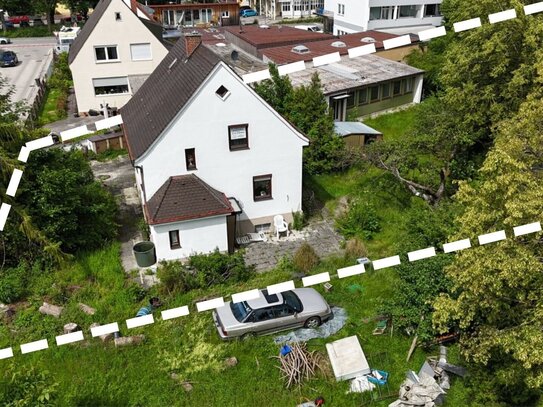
xmin=433 ymin=96 xmax=543 ymax=403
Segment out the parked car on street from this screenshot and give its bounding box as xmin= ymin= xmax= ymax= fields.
xmin=0 ymin=50 xmax=18 ymax=67
xmin=0 ymin=37 xmax=11 ymax=45
xmin=240 ymin=9 xmax=258 ymax=17
xmin=7 ymin=15 xmax=30 ymax=27
xmin=213 ymin=288 xmax=333 ymax=340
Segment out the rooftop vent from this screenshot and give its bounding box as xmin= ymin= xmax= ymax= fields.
xmin=291 ymin=45 xmax=310 ymax=54
xmin=216 ymin=42 xmax=226 ymax=47
xmin=331 ymin=41 xmax=346 ymax=48
xmin=361 ymin=37 xmax=376 ymax=43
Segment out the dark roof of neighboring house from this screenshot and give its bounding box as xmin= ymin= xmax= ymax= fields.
xmin=145 ymin=174 xmax=234 ymax=224
xmin=68 ymin=0 xmax=111 ymax=64
xmin=121 ymin=37 xmax=221 ymax=160
xmin=334 ymin=121 xmax=382 ymax=136
xmin=224 ymin=25 xmax=333 ymax=49
xmin=262 ymin=31 xmax=406 ymax=64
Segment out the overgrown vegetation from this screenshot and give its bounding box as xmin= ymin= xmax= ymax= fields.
xmin=336 ymin=199 xmax=381 ymax=240
xmin=292 ymin=242 xmax=319 ymax=273
xmin=39 ymin=53 xmax=73 ymax=125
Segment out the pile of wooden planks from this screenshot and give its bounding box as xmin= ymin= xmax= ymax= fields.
xmin=273 ymin=342 xmax=324 ymax=388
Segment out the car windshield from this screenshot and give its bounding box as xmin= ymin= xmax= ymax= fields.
xmin=282 ymin=291 xmax=303 ymax=312
xmin=230 ymin=301 xmax=252 ymax=322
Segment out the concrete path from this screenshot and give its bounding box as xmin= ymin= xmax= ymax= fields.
xmin=243 ymin=219 xmax=343 ymax=272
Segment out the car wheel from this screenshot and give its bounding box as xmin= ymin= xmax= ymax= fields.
xmin=304 ymin=316 xmax=321 ymax=329
xmin=240 ymin=332 xmax=255 ymax=341
xmin=0 ymin=41 xmax=5 ymax=44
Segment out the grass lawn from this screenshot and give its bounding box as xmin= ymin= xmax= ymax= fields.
xmin=38 ymin=88 xmax=66 ymax=126
xmin=1 ymin=243 xmax=468 ymax=406
xmin=363 ymin=106 xmax=418 ymax=141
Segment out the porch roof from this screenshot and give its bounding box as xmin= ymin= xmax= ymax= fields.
xmin=145 ymin=174 xmax=234 ymax=225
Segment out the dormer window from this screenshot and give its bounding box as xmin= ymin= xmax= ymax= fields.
xmin=291 ymin=45 xmax=310 ymax=54
xmin=115 ymin=12 xmax=121 ymax=21
xmin=216 ymin=85 xmax=230 ymax=100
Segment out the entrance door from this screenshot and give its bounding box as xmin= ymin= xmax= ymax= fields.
xmin=226 ymin=214 xmax=236 ymax=254
xmin=332 ymin=97 xmax=346 ymax=121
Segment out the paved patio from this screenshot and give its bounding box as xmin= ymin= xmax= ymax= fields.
xmin=242 ymin=220 xmax=344 ymax=272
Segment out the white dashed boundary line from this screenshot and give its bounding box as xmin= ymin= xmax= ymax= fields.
xmin=1 ymin=6 xmax=543 ymax=360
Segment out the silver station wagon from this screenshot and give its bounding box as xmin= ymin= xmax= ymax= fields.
xmin=213 ymin=288 xmax=333 ymax=340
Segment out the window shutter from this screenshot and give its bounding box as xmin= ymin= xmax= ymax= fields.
xmin=130 ymin=43 xmax=152 ymax=61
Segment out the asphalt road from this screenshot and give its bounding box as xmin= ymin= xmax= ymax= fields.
xmin=0 ymin=37 xmax=56 ymax=106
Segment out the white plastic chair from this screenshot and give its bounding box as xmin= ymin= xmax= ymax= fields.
xmin=274 ymin=215 xmax=289 ymax=239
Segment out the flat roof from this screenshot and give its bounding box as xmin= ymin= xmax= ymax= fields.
xmin=335 ymin=121 xmax=382 ymax=136
xmin=262 ymin=30 xmax=405 ymax=64
xmin=224 ymin=25 xmax=333 ymax=49
xmin=204 ymin=43 xmax=268 ymax=75
xmin=286 ymin=54 xmax=423 ymax=95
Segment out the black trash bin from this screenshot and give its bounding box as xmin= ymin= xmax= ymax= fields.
xmin=133 ymin=242 xmax=156 ymax=267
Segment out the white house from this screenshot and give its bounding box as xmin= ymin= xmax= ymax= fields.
xmin=247 ymin=0 xmax=325 ymax=19
xmin=121 ymin=34 xmax=309 ymax=262
xmin=69 ymin=0 xmax=169 ymax=114
xmin=322 ymin=0 xmax=443 ymax=35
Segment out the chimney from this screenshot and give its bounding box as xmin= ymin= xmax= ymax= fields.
xmin=185 ymin=32 xmax=202 ymax=58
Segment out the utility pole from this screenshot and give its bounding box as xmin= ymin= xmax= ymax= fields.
xmin=0 ymin=10 xmax=6 ymax=35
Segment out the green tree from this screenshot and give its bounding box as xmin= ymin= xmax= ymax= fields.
xmin=253 ymin=65 xmax=346 ymax=174
xmin=433 ymin=96 xmax=543 ymax=403
xmin=18 ymin=149 xmax=118 ymax=253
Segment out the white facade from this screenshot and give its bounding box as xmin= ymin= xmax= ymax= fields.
xmin=150 ymin=216 xmax=228 ymax=261
xmin=136 ymin=62 xmax=308 ymax=261
xmin=70 ymin=0 xmax=168 ymax=113
xmin=323 ymin=0 xmax=443 ymax=35
xmin=250 ymin=0 xmax=324 ymax=18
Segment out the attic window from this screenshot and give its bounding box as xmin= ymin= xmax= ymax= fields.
xmin=291 ymin=45 xmax=310 ymax=54
xmin=216 ymin=85 xmax=230 ymax=100
xmin=361 ymin=37 xmax=376 ymax=43
xmin=331 ymin=41 xmax=346 ymax=48
xmin=115 ymin=12 xmax=121 ymax=21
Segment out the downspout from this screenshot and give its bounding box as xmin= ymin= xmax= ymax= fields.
xmin=134 ymin=165 xmax=148 ymax=221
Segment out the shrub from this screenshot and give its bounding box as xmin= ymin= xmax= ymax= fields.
xmin=189 ymin=250 xmax=253 ymax=285
xmin=292 ymin=211 xmax=306 ymax=230
xmin=336 ymin=199 xmax=381 ymax=240
xmin=293 ymin=242 xmax=320 ymax=273
xmin=0 ymin=264 xmax=28 ymax=304
xmin=156 ymin=261 xmax=198 ymax=296
xmin=344 ymin=238 xmax=368 ymax=259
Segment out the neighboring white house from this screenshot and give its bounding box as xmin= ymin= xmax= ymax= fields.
xmin=248 ymin=0 xmax=325 ymax=19
xmin=69 ymin=0 xmax=169 ymax=114
xmin=322 ymin=0 xmax=443 ymax=35
xmin=121 ymin=34 xmax=309 ymax=262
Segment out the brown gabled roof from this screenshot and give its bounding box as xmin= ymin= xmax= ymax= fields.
xmin=69 ymin=0 xmax=112 ymax=65
xmin=145 ymin=174 xmax=234 ymax=225
xmin=121 ymin=38 xmax=221 ymax=160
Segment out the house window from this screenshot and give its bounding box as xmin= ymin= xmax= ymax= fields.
xmin=115 ymin=12 xmax=121 ymax=21
xmin=201 ymin=9 xmax=212 ymax=23
xmin=424 ymin=4 xmax=441 ymax=17
xmin=130 ymin=43 xmax=152 ymax=61
xmin=357 ymin=88 xmax=367 ymax=105
xmin=393 ymin=80 xmax=402 ymax=95
xmin=221 ymin=11 xmax=230 ymax=18
xmin=253 ymin=175 xmax=272 ymax=201
xmin=370 ymin=6 xmax=394 ymax=20
xmin=399 ymin=5 xmax=418 ymax=18
xmin=346 ymin=92 xmax=355 ymax=108
xmin=216 ymin=85 xmax=230 ymax=100
xmin=337 ymin=4 xmax=345 ymax=15
xmin=282 ymin=3 xmax=291 ymax=12
xmin=185 ymin=148 xmax=196 ymax=171
xmin=255 ymin=223 xmax=271 ymax=233
xmin=95 ymin=45 xmax=119 ymax=62
xmin=405 ymin=77 xmax=414 ymax=93
xmin=381 ymin=83 xmax=390 ymax=98
xmin=369 ymin=85 xmax=379 ymax=102
xmin=228 ymin=124 xmax=249 ymax=150
xmin=169 ymin=230 xmax=180 ymax=249
xmin=92 ymin=77 xmax=129 ymax=96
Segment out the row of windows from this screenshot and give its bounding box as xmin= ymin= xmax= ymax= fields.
xmin=282 ymin=0 xmax=324 ymax=12
xmin=94 ymin=43 xmax=152 ymax=63
xmin=369 ymin=4 xmax=441 ymax=21
xmin=345 ymin=78 xmax=415 ymax=108
xmin=337 ymin=3 xmax=345 ymax=16
xmin=162 ymin=8 xmax=227 ymax=26
xmin=168 ymin=174 xmax=273 ymax=249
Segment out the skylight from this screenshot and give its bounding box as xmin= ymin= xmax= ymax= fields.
xmin=292 ymin=45 xmax=310 ymax=54
xmin=361 ymin=37 xmax=376 ymax=43
xmin=331 ymin=41 xmax=347 ymax=48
